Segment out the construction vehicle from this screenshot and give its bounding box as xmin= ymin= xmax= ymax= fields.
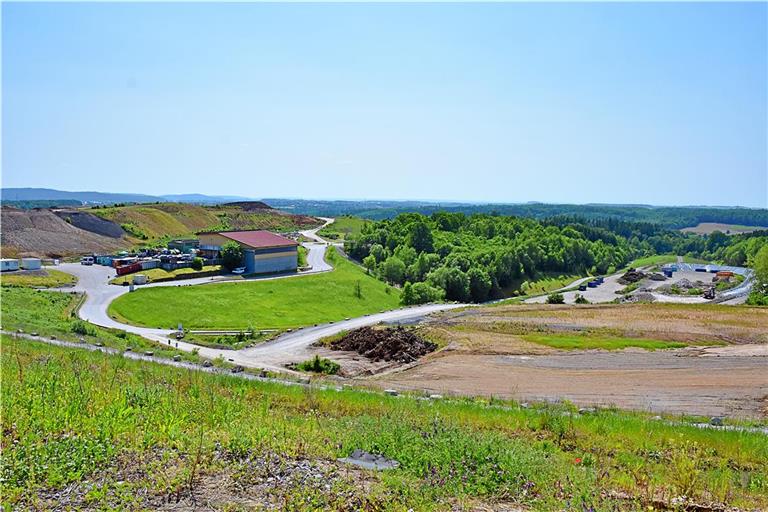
xmin=703 ymin=287 xmax=716 ymax=300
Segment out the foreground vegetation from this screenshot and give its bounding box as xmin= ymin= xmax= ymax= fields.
xmin=2 ymin=340 xmax=766 ymax=510
xmin=0 ymin=269 xmax=76 ymax=288
xmin=109 ymin=248 xmax=401 ymax=329
xmin=0 ymin=287 xmax=196 ymax=362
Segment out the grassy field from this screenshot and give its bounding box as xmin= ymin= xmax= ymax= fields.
xmin=2 ymin=339 xmax=766 ymax=510
xmin=318 ymin=215 xmax=371 ymax=240
xmin=0 ymin=287 xmax=196 ymax=362
xmin=109 ymin=265 xmax=222 ymax=285
xmin=0 ymin=269 xmax=76 ymax=288
xmin=681 ymin=222 xmax=768 ymax=235
xmin=109 ymin=248 xmax=401 ymax=329
xmin=520 ymin=333 xmax=722 ymax=351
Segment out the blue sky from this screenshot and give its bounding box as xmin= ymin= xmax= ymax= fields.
xmin=2 ymin=2 xmax=766 ymax=207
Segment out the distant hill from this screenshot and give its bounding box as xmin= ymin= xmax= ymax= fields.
xmin=264 ymin=199 xmax=768 ymax=229
xmin=0 ymin=202 xmax=321 ymax=257
xmin=2 ymin=188 xmax=161 ymax=205
xmin=1 ymin=188 xmax=259 ymax=206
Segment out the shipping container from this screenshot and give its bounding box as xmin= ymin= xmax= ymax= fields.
xmin=1 ymin=259 xmax=19 ymax=272
xmin=20 ymin=258 xmax=42 ymax=270
xmin=116 ymin=262 xmax=142 ymax=276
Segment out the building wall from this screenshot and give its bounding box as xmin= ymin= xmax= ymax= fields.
xmin=244 ymin=248 xmax=297 ymax=274
xmin=198 ymin=233 xmax=231 ymax=250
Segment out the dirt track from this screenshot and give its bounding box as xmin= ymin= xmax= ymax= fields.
xmin=361 ymin=303 xmax=768 ymax=418
xmin=373 ymin=348 xmax=768 ymax=418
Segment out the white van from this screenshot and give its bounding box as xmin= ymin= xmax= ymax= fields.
xmin=80 ymin=256 xmax=94 ymax=266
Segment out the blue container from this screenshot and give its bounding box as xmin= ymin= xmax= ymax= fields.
xmin=587 ymin=281 xmax=598 ymax=288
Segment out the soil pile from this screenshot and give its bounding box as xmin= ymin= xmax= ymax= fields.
xmin=618 ymin=269 xmax=646 ymax=285
xmin=328 ymin=326 xmax=437 ymax=363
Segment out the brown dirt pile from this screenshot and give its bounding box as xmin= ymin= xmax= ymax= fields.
xmin=329 ymin=326 xmax=437 ymax=363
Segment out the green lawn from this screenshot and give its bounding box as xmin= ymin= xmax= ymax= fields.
xmin=109 ymin=265 xmax=222 ymax=285
xmin=3 ymin=339 xmax=766 ymax=510
xmin=109 ymin=248 xmax=401 ymax=329
xmin=318 ymin=215 xmax=371 ymax=240
xmin=1 ymin=269 xmax=76 ymax=288
xmin=522 ymin=333 xmax=723 ymax=351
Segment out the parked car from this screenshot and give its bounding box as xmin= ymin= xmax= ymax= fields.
xmin=80 ymin=256 xmax=94 ymax=265
xmin=232 ymin=267 xmax=246 ymax=275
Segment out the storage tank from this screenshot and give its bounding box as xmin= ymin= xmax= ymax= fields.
xmin=20 ymin=258 xmax=42 ymax=270
xmin=1 ymin=259 xmax=19 ymax=272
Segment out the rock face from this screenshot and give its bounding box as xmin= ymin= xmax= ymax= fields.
xmin=328 ymin=326 xmax=437 ymax=363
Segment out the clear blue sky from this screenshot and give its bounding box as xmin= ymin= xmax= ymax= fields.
xmin=3 ymin=2 xmax=766 ymax=207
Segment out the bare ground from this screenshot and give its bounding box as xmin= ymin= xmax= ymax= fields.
xmin=337 ymin=304 xmax=768 ymax=418
xmin=1 ymin=207 xmax=128 ymax=258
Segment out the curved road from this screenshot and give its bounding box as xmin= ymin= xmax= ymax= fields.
xmin=51 ymin=220 xmax=466 ymax=372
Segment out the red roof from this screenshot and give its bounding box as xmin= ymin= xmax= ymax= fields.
xmin=217 ymin=230 xmax=297 ymax=249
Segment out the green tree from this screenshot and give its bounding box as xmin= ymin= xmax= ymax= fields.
xmin=362 ymin=254 xmax=377 ymax=272
xmin=467 ymin=267 xmax=492 ymax=302
xmin=380 ymin=256 xmax=406 ymax=285
xmin=409 ymin=220 xmax=434 ymax=253
xmin=747 ymin=244 xmax=768 ymax=305
xmin=370 ymin=243 xmax=386 ymax=263
xmin=427 ymin=266 xmax=470 ymax=302
xmin=221 ymin=242 xmax=244 ymax=271
xmin=190 ymin=257 xmax=204 ymax=271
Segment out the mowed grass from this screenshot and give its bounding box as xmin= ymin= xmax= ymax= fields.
xmin=109 ymin=248 xmax=401 ymax=329
xmin=0 ymin=269 xmax=76 ymax=288
xmin=3 ymin=339 xmax=766 ymax=510
xmin=522 ymin=333 xmax=693 ymax=351
xmin=318 ymin=215 xmax=371 ymax=240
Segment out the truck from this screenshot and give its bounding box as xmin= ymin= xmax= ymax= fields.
xmin=80 ymin=256 xmax=94 ymax=265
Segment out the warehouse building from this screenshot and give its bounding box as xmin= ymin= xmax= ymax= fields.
xmin=198 ymin=230 xmax=298 ymax=274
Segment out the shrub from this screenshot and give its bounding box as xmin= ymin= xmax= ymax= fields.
xmin=295 ymin=355 xmax=340 ymax=375
xmin=221 ymin=242 xmax=244 ymax=271
xmin=70 ymin=320 xmax=95 ymax=336
xmin=546 ymin=293 xmax=565 ymax=304
xmin=574 ymin=294 xmax=589 ymax=304
xmin=190 ymin=257 xmax=204 ymax=271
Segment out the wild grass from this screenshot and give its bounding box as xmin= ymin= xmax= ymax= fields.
xmin=0 ymin=269 xmax=76 ymax=288
xmin=2 ymin=339 xmax=766 ymax=510
xmin=0 ymin=287 xmax=196 ymax=362
xmin=109 ymin=248 xmax=401 ymax=330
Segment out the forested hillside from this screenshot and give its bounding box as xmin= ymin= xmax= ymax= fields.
xmin=269 ymin=199 xmax=768 ymax=228
xmin=345 ymin=213 xmax=768 ymax=304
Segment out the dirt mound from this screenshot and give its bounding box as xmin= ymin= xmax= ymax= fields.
xmin=618 ymin=269 xmax=646 ymax=285
xmin=328 ymin=326 xmax=437 ymax=363
xmin=1 ymin=207 xmax=128 ymax=258
xmin=224 ymin=201 xmax=274 ymax=211
xmin=52 ymin=209 xmax=124 ymax=238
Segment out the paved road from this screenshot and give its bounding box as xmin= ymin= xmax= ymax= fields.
xmin=50 ymin=220 xmax=467 ymax=372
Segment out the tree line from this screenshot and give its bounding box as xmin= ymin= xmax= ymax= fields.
xmin=344 ymin=212 xmax=768 ymax=305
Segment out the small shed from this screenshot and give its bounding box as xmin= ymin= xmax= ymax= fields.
xmin=20 ymin=258 xmax=42 ymax=270
xmin=1 ymin=259 xmax=19 ymax=272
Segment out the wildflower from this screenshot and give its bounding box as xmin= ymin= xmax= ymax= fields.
xmin=574 ymin=457 xmax=582 ymax=464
